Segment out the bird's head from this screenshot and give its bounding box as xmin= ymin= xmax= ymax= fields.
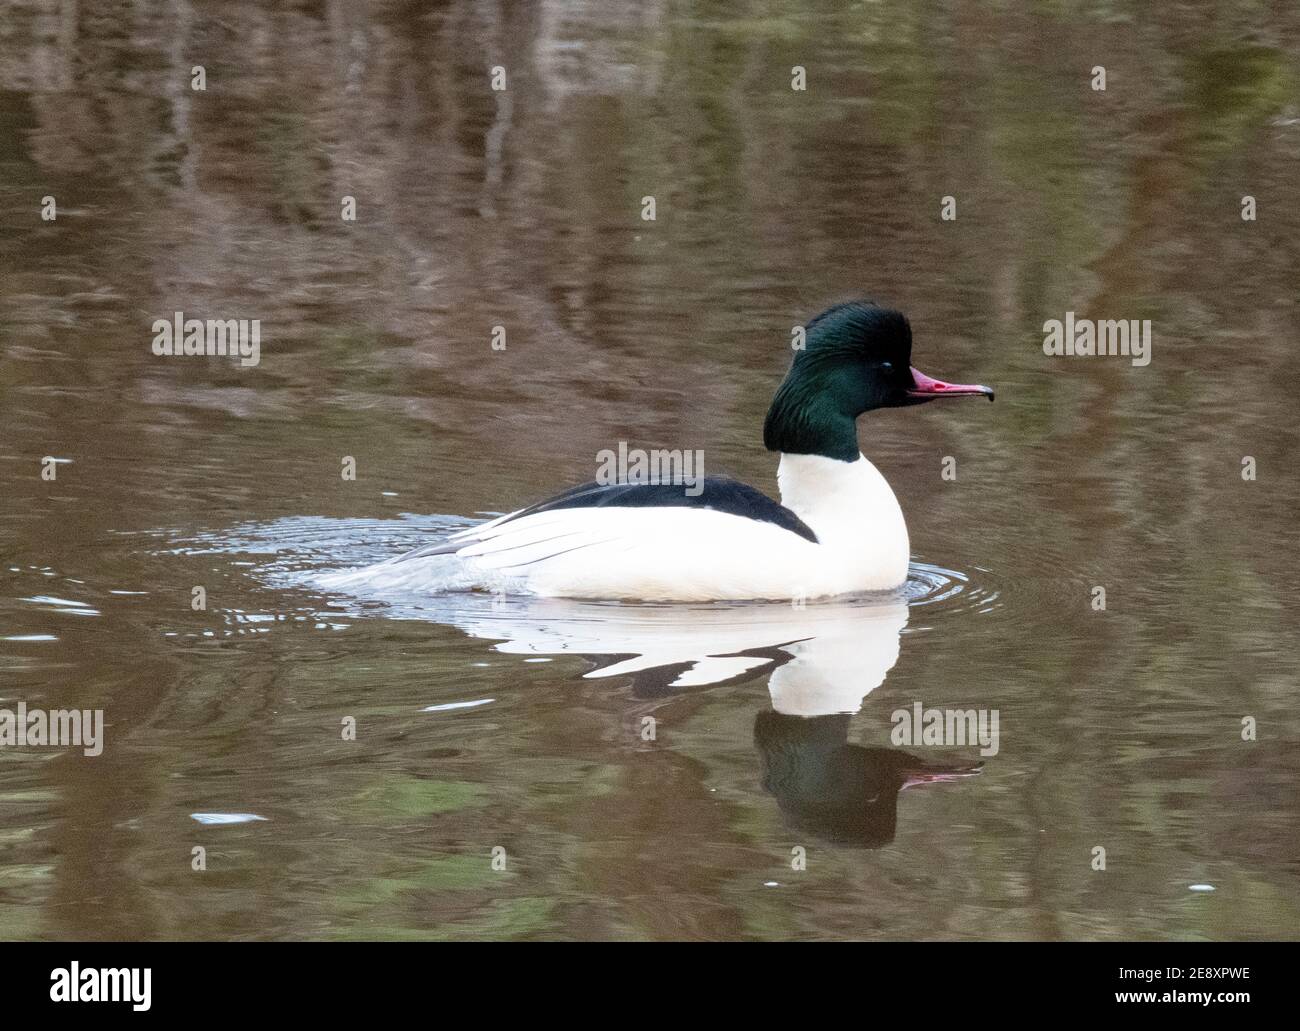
xmin=764 ymin=301 xmax=994 ymax=461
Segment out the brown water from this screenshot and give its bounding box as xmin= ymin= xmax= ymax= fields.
xmin=2 ymin=1 xmax=1299 ymax=941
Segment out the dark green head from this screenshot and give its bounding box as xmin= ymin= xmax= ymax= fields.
xmin=763 ymin=301 xmax=993 ymax=462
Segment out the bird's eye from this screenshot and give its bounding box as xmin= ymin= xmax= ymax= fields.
xmin=880 ymin=361 xmax=893 ymax=371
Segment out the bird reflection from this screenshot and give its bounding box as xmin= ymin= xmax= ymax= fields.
xmin=755 ymin=711 xmax=981 ymax=847
xmin=414 ymin=591 xmax=909 ymax=711
xmin=319 ymin=584 xmax=985 ymax=846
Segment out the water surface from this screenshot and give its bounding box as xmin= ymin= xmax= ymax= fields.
xmin=1 ymin=1 xmax=1298 ymax=940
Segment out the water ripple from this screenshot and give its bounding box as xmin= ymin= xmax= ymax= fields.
xmin=903 ymin=560 xmax=1003 ymax=618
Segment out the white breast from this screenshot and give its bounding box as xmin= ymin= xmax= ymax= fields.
xmin=775 ymin=452 xmax=910 ymax=593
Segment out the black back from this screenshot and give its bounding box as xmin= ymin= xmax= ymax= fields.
xmin=497 ymin=476 xmax=819 ymax=544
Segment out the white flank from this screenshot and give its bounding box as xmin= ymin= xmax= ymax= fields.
xmin=320 ymin=453 xmax=910 ymax=602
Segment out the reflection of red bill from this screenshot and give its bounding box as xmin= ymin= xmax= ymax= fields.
xmin=901 ymin=763 xmax=984 ymax=791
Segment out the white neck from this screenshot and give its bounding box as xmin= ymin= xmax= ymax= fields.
xmin=776 ymin=452 xmax=910 ymax=591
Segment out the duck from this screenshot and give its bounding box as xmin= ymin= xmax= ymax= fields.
xmin=322 ymin=301 xmax=993 ymax=602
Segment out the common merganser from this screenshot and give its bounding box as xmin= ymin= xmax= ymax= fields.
xmin=324 ymin=302 xmax=993 ymax=602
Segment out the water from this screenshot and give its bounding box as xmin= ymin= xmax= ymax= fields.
xmin=1 ymin=1 xmax=1298 ymax=941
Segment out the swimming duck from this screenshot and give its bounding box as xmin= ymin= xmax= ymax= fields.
xmin=325 ymin=301 xmax=993 ymax=602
